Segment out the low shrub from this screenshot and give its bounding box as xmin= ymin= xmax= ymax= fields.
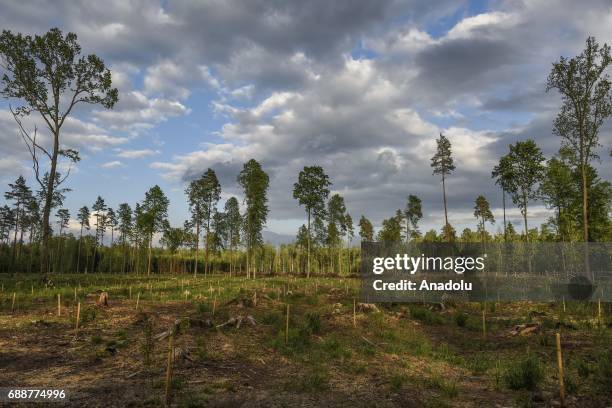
xmin=502 ymin=355 xmax=543 ymax=390
xmin=454 ymin=312 xmax=468 ymax=327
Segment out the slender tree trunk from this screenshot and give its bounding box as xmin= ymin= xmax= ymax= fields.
xmin=147 ymin=233 xmax=152 ymax=275
xmin=11 ymin=203 xmax=20 ymax=272
xmin=27 ymin=228 xmax=34 ymax=274
xmin=307 ymin=210 xmax=311 ymax=278
xmin=57 ymin=226 xmax=64 ymax=274
xmin=17 ymin=226 xmax=24 ymax=267
xmin=121 ymin=238 xmax=126 ymax=274
xmin=92 ymin=240 xmax=98 ymax=274
xmin=134 ymin=240 xmax=140 ymax=275
xmin=502 ymin=189 xmax=507 ymax=242
xmin=194 ymin=221 xmax=200 ymax=277
xmin=523 ymin=192 xmax=528 ymax=242
xmin=84 ymin=235 xmax=90 ymax=274
xmin=40 ymin=129 xmax=60 ymax=275
xmin=442 ymin=172 xmax=449 ymax=239
xmin=205 ymin=215 xmax=210 ymax=277
xmin=581 ymin=163 xmax=589 ymax=241
xmin=109 ymin=228 xmax=114 ymax=273
xmin=77 ymin=225 xmax=83 ymax=273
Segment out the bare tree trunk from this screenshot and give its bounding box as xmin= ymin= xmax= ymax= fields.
xmin=502 ymin=189 xmax=507 ymax=242
xmin=77 ymin=225 xmax=83 ymax=273
xmin=523 ymin=192 xmax=528 ymax=242
xmin=147 ymin=233 xmax=152 ymax=276
xmin=442 ymin=172 xmax=449 ymax=240
xmin=194 ymin=221 xmax=200 ymax=277
xmin=40 ymin=130 xmax=60 ymax=275
xmin=307 ymin=210 xmax=311 ymax=278
xmin=10 ymin=204 xmax=20 ymax=272
xmin=109 ymin=228 xmax=114 ymax=273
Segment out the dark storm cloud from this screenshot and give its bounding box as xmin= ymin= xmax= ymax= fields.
xmin=413 ymin=38 xmax=521 ymax=99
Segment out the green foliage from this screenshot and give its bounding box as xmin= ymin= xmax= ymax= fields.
xmin=140 ymin=315 xmax=154 ymax=369
xmin=141 ymin=185 xmax=170 ymax=236
xmin=80 ymin=306 xmax=97 ymax=325
xmin=285 ymin=365 xmax=330 ymax=392
xmin=454 ymin=312 xmax=468 ymax=327
xmin=377 ymin=210 xmax=403 ymax=243
xmin=502 ymin=355 xmax=544 ymax=390
xmin=431 ymin=133 xmax=456 ymax=176
xmin=304 ymin=312 xmax=322 ymax=335
xmin=596 ymin=351 xmax=612 ymax=389
xmin=389 ymin=372 xmax=408 ymax=391
xmin=503 ymin=140 xmax=546 ymax=237
xmin=293 ymin=166 xmax=331 ymax=222
xmin=238 ymin=159 xmax=270 ymax=253
xmin=474 ymin=195 xmax=495 ymax=241
xmin=261 ymin=310 xmax=283 ymax=327
xmin=547 ymin=36 xmax=612 ymax=241
xmin=405 ymin=194 xmax=423 ymax=239
xmin=409 ymin=305 xmax=444 ymax=325
xmin=196 ymin=302 xmax=211 ymax=315
xmin=0 ymin=28 xmax=117 ymax=273
xmin=194 ymin=336 xmax=207 ymax=362
xmin=90 ymin=334 xmax=103 ymax=345
xmin=358 ymin=215 xmax=374 ymax=241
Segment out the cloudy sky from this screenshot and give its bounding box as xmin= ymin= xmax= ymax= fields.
xmin=0 ymin=0 xmax=610 ymax=239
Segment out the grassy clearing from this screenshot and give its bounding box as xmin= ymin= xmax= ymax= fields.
xmin=0 ymin=273 xmax=610 ymax=407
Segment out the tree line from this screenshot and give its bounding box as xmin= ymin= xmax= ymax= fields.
xmin=0 ymin=29 xmax=610 ymax=276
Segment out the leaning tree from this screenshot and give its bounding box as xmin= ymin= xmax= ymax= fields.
xmin=0 ymin=28 xmax=118 ymax=274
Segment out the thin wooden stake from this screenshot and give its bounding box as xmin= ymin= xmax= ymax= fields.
xmin=556 ymin=332 xmax=566 ymax=407
xmin=75 ymin=302 xmax=81 ymax=332
xmin=562 ymin=296 xmax=566 ymax=313
xmin=285 ymin=304 xmax=290 ymax=345
xmin=598 ymin=298 xmax=602 ymax=326
xmin=57 ymin=293 xmax=61 ymax=316
xmin=353 ymin=298 xmax=356 ymax=327
xmin=482 ymin=308 xmax=487 ymax=339
xmin=136 ymin=292 xmax=140 ymax=310
xmin=129 ymin=286 xmax=132 ymax=300
xmin=212 ymin=297 xmax=217 ymax=316
xmin=165 ymin=333 xmax=175 ymax=407
xmin=11 ymin=292 xmax=16 ymax=313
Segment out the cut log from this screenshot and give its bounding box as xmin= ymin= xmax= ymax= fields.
xmin=216 ymin=315 xmax=257 ymax=329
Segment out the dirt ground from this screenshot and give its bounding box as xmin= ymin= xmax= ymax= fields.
xmin=0 ymin=275 xmax=610 ymax=407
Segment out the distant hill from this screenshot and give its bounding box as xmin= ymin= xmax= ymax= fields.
xmin=262 ymin=230 xmax=294 ymax=246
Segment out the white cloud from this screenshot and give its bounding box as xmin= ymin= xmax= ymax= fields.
xmin=92 ymin=90 xmax=190 ymax=135
xmin=100 ymin=160 xmax=125 ymax=168
xmin=116 ymin=149 xmax=160 ymax=159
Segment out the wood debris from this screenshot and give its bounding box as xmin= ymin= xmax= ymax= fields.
xmin=216 ymin=315 xmax=257 ymax=329
xmin=357 ymin=303 xmax=380 ymax=313
xmin=509 ymin=323 xmax=540 ymax=336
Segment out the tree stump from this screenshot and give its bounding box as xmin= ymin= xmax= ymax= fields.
xmin=97 ymin=291 xmax=109 ymax=307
